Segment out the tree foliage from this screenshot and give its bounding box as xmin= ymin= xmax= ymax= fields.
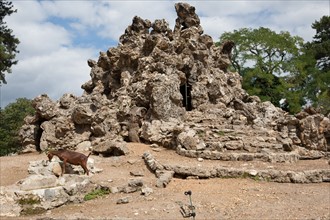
xmin=311 ymin=16 xmax=330 ymax=71
xmin=0 ymin=0 xmax=20 ymax=84
xmin=218 ymin=27 xmax=305 ymax=113
xmin=0 ymin=98 xmax=35 ymax=156
xmin=283 ymin=16 xmax=330 ymax=115
xmin=306 ymin=16 xmax=330 ymax=114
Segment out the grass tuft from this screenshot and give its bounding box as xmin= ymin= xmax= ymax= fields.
xmin=84 ymin=188 xmax=111 ymax=201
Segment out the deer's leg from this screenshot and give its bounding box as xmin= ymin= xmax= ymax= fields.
xmin=62 ymin=160 xmax=67 ymax=176
xmin=81 ymin=162 xmax=89 ymax=175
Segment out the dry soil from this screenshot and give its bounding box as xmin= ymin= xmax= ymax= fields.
xmin=0 ymin=143 xmax=329 ymax=220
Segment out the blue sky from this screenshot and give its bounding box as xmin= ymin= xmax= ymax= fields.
xmin=1 ymin=0 xmax=329 ymax=107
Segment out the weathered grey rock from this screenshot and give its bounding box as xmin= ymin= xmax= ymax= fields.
xmin=121 ymin=178 xmax=144 ymax=193
xmin=0 ymin=172 xmax=94 ymax=217
xmin=110 ymin=186 xmax=119 ymax=194
xmin=296 ymin=114 xmax=329 ymax=151
xmin=19 ymin=175 xmax=59 ymax=191
xmin=76 ymin=141 xmax=92 ymax=152
xmin=117 ymin=197 xmax=130 ymax=204
xmin=52 ymin=162 xmax=63 ymax=177
xmin=174 ymin=2 xmax=203 ymax=35
xmin=130 ymin=171 xmax=144 ymax=177
xmin=93 ymin=140 xmax=129 ymax=157
xmin=171 ymin=165 xmax=211 ymax=179
xmin=141 ymin=186 xmax=153 ymax=196
xmin=0 ymin=186 xmax=22 ymax=217
xmin=33 ymin=94 xmax=58 ymax=120
xmin=142 ymin=151 xmax=164 ymax=171
xmin=0 ymin=156 xmax=102 ymax=217
xmin=18 ymin=118 xmax=39 ymax=153
xmin=128 ymin=178 xmax=144 ymax=188
xmin=141 ymin=119 xmax=183 ymax=148
xmin=59 ymin=93 xmax=77 ymax=109
xmin=28 ymin=158 xmax=97 ymax=177
xmin=155 ymin=170 xmax=175 ymax=188
xmin=72 ymin=105 xmax=93 ymax=125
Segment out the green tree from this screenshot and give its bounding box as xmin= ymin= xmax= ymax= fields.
xmin=218 ymin=27 xmax=305 ymax=113
xmin=281 ymin=45 xmax=315 ymax=113
xmin=305 ymin=16 xmax=330 ymax=114
xmin=0 ymin=98 xmax=35 ymax=156
xmin=0 ymin=0 xmax=20 ymax=84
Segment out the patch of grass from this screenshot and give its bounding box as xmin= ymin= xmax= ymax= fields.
xmin=18 ymin=195 xmax=45 ymax=216
xmin=196 ymin=130 xmax=205 ymax=137
xmin=221 ymin=176 xmax=235 ymax=179
xmin=84 ymin=188 xmax=111 ymax=201
xmin=216 ymin=130 xmax=225 ymax=136
xmin=21 ymin=207 xmax=46 ymax=216
xmin=241 ymin=172 xmax=261 ymax=181
xmin=18 ymin=196 xmax=41 ymax=205
xmin=251 ymin=175 xmax=261 ymax=181
xmin=241 ymin=172 xmax=250 ymax=179
xmin=262 ymin=176 xmax=271 ymax=182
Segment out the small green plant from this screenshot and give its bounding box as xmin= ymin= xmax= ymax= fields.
xmin=216 ymin=130 xmax=225 ymax=136
xmin=84 ymin=188 xmax=111 ymax=201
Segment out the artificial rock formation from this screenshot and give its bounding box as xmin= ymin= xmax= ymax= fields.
xmin=19 ymin=3 xmax=329 ymax=161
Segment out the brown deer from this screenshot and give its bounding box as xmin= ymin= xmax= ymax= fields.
xmin=47 ymin=149 xmax=91 ymax=176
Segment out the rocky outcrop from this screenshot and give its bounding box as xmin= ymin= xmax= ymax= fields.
xmin=0 ymin=158 xmax=100 ymax=217
xmin=19 ymin=2 xmax=329 ymax=161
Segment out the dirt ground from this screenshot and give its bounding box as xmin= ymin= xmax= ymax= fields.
xmin=0 ymin=143 xmax=329 ymax=220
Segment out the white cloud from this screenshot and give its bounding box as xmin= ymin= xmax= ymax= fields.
xmin=2 ymin=47 xmax=95 ymax=106
xmin=5 ymin=1 xmax=72 ymax=58
xmin=197 ymin=1 xmax=329 ymax=42
xmin=38 ymin=1 xmax=176 ymax=40
xmin=15 ymin=23 xmax=71 ymax=58
xmin=40 ymin=1 xmax=98 ymax=24
xmin=191 ymin=0 xmax=267 ymax=17
xmin=1 ymin=0 xmax=98 ymax=107
xmin=200 ymin=16 xmax=239 ymax=41
xmin=266 ymin=1 xmax=329 ymax=41
xmin=10 ymin=0 xmax=47 ymax=23
xmin=95 ymin=1 xmax=176 ymax=40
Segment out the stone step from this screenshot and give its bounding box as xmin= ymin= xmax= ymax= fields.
xmin=176 ymin=145 xmax=299 ymax=163
xmin=143 ymin=151 xmax=330 ymax=184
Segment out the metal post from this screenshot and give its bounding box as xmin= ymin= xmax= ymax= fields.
xmin=184 ymin=190 xmax=196 ymax=219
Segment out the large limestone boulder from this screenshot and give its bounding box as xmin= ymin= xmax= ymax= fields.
xmin=0 ymin=159 xmax=101 ymax=217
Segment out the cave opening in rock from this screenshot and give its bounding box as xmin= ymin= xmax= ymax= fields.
xmin=94 ymin=147 xmax=127 ymax=157
xmin=180 ymin=83 xmax=192 ymax=111
xmin=35 ymin=119 xmax=46 ymax=152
